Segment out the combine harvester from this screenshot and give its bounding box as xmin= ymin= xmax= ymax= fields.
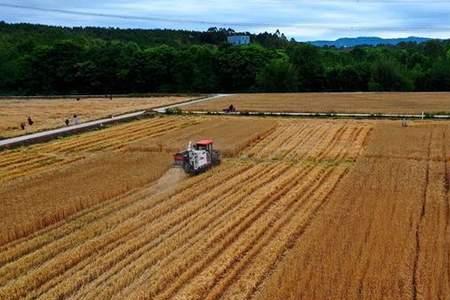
xmin=174 ymin=139 xmax=221 ymax=175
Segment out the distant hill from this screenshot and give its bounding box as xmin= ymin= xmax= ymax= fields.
xmin=309 ymin=37 xmax=432 ymax=48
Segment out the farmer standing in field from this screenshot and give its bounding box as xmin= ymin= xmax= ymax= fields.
xmin=73 ymin=114 xmax=80 ymax=125
xmin=27 ymin=116 xmax=34 ymax=126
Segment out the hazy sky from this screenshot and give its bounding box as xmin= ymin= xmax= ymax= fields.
xmin=1 ymin=0 xmax=450 ymax=41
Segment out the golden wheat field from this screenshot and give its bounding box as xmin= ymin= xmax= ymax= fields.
xmin=185 ymin=92 xmax=450 ymax=114
xmin=0 ymin=115 xmax=449 ymax=300
xmin=0 ymin=96 xmax=191 ymax=138
xmin=0 ymin=116 xmax=275 ymax=245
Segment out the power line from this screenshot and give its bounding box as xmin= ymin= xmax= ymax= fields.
xmin=0 ymin=3 xmax=278 ymax=28
xmin=2 ymin=2 xmax=450 ymax=32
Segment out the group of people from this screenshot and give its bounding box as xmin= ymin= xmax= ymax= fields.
xmin=65 ymin=114 xmax=80 ymax=126
xmin=19 ymin=116 xmax=34 ymax=130
xmin=19 ymin=114 xmax=81 ymax=131
xmin=18 ymin=96 xmax=115 ymax=132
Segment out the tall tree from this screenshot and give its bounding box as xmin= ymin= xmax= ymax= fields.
xmin=256 ymin=57 xmax=298 ymax=92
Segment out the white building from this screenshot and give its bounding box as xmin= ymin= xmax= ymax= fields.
xmin=227 ymin=35 xmax=251 ymax=46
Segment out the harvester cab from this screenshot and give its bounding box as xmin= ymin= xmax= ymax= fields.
xmin=174 ymin=140 xmax=221 ymax=175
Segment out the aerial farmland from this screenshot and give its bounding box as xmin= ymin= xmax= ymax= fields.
xmin=0 ymin=93 xmax=449 ymax=299
xmin=2 ymin=1 xmax=450 ymax=298
xmin=0 ymin=96 xmax=192 ymax=139
xmin=185 ymin=92 xmax=450 ymax=114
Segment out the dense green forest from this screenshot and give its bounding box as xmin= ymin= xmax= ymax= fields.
xmin=0 ymin=22 xmax=450 ymax=95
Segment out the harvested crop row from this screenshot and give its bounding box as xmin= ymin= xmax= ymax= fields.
xmin=52 ymin=164 xmax=284 ymax=300
xmin=0 ymin=160 xmax=229 ymax=266
xmin=0 ymin=162 xmax=245 ymax=284
xmin=0 ymin=156 xmax=84 ymax=184
xmin=0 ymin=151 xmax=173 ymax=247
xmin=0 ymin=162 xmax=255 ymax=298
xmin=90 ymin=163 xmax=304 ymax=300
xmin=244 ymin=120 xmax=372 ymax=163
xmin=256 ymin=123 xmax=450 ymax=300
xmin=127 ymin=117 xmax=276 ymax=157
xmin=0 ymin=117 xmax=198 ymax=183
xmin=0 ymin=118 xmax=375 ymax=300
xmin=50 ymin=118 xmax=183 ymax=153
xmin=164 ymin=165 xmax=349 ymax=300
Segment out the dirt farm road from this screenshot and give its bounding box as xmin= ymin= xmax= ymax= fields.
xmin=0 ymin=94 xmax=229 ymax=149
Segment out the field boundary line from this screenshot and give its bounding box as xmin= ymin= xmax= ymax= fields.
xmin=182 ymin=110 xmax=450 ymax=120
xmin=153 ymin=94 xmax=232 ymax=113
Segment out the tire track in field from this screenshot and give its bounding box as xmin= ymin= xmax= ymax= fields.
xmin=102 ymin=165 xmax=305 ymax=299
xmin=333 ymin=126 xmax=368 ymax=162
xmin=1 ymin=119 xmax=375 ymax=299
xmin=242 ymin=167 xmax=350 ymax=300
xmin=282 ymin=124 xmax=322 ymax=161
xmin=276 ymin=124 xmax=312 ymax=160
xmin=35 ymin=118 xmax=173 ymax=152
xmin=289 ymin=123 xmax=330 ymax=161
xmin=414 ymin=127 xmax=450 ymax=299
xmin=316 ymin=123 xmax=347 ymax=161
xmin=0 ymin=152 xmax=80 ymax=171
xmin=46 ymin=118 xmax=183 ymax=153
xmin=239 ymin=125 xmax=277 ymax=157
xmin=56 ymin=121 xmax=178 ymax=153
xmin=0 ymin=164 xmax=246 ymax=291
xmin=330 ymin=127 xmax=356 ymax=162
xmin=78 ymin=123 xmax=183 ymax=152
xmin=123 ymin=166 xmax=313 ymax=300
xmin=412 ymin=129 xmax=433 ymax=300
xmin=356 ymin=126 xmax=373 ymax=157
xmin=0 ymin=154 xmax=46 ymax=168
xmin=83 ymin=164 xmax=294 ymax=300
xmin=0 ymin=164 xmax=215 ymax=264
xmin=242 ymin=123 xmax=285 ymax=157
xmin=0 ymin=156 xmax=83 ymax=183
xmin=0 ymin=163 xmax=244 ymax=279
xmin=0 ymin=119 xmax=188 ymax=183
xmin=134 ymin=166 xmax=324 ymax=300
xmin=442 ymin=129 xmax=450 ymax=299
xmin=198 ymin=167 xmax=347 ymax=300
xmin=310 ymin=124 xmax=343 ymax=160
xmin=443 ymin=130 xmax=449 ymax=228
xmin=36 ymin=164 xmax=279 ymax=299
xmin=344 ymin=127 xmax=365 ymax=160
xmin=257 ymin=123 xmax=306 ymax=159
xmin=157 ymin=165 xmax=329 ymax=300
xmin=251 ymin=124 xmax=300 ymax=159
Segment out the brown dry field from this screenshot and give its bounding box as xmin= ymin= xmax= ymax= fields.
xmin=0 ymin=96 xmax=191 ymax=138
xmin=186 ymin=92 xmax=450 ymax=114
xmin=0 ymin=115 xmax=449 ymax=299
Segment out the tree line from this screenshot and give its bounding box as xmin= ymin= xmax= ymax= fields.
xmin=0 ymin=22 xmax=449 ymax=95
